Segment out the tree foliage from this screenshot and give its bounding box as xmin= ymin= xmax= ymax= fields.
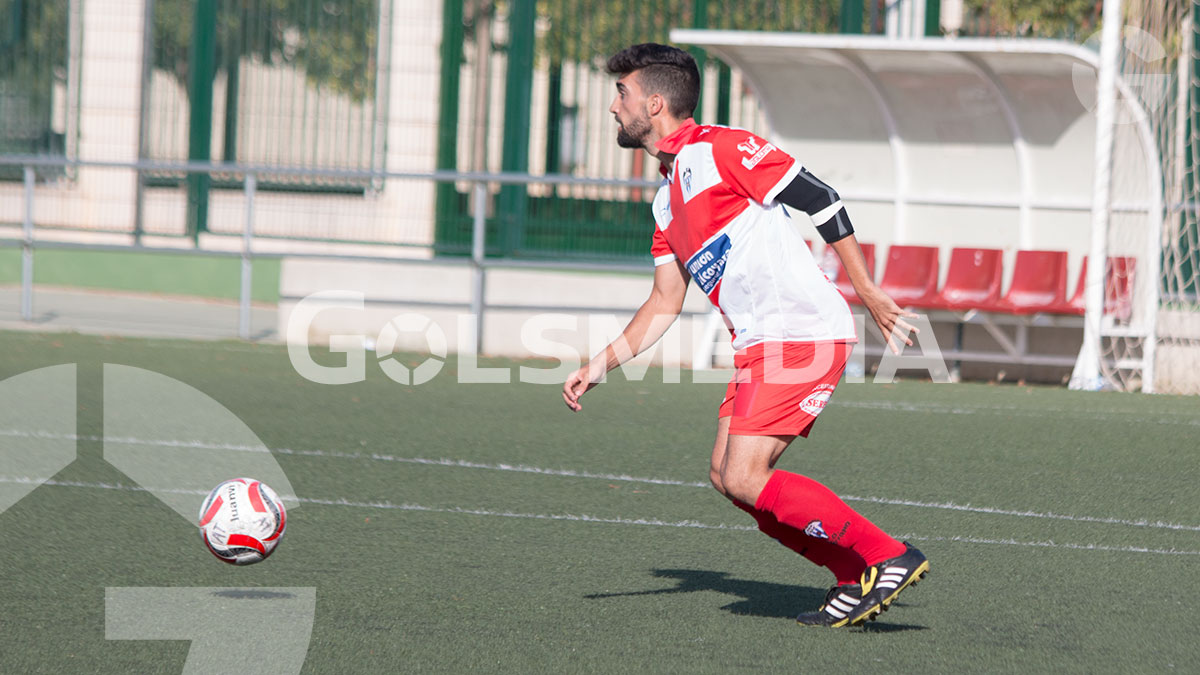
xmin=963 ymin=0 xmax=1102 ymax=38
xmin=0 ymin=0 xmax=68 ymax=152
xmin=0 ymin=0 xmax=381 ymax=102
xmin=152 ymin=0 xmax=380 ymax=102
xmin=0 ymin=0 xmax=67 ymax=93
xmin=528 ymin=0 xmax=840 ymax=66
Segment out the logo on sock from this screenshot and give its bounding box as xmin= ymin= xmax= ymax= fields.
xmin=804 ymin=520 xmax=829 ymax=540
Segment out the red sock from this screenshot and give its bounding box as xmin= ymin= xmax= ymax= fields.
xmin=754 ymin=470 xmax=906 ymax=566
xmin=731 ymin=499 xmax=866 ymax=585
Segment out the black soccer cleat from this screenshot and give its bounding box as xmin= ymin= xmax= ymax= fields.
xmin=847 ymin=542 xmax=929 ymax=626
xmin=796 ymin=583 xmax=862 ymax=628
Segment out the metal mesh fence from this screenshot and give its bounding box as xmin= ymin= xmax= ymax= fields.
xmin=144 ymin=0 xmax=391 ymax=192
xmin=432 ymin=0 xmax=842 ymax=260
xmin=3 ymin=0 xmax=1191 ymax=266
xmin=0 ymin=0 xmax=80 ymax=177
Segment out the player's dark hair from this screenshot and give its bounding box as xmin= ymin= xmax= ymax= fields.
xmin=606 ymin=43 xmax=700 ymax=118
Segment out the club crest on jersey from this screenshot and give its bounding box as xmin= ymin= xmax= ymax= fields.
xmin=737 ymin=135 xmax=776 ymax=170
xmin=682 ymin=167 xmax=693 ymax=197
xmin=799 ymin=384 xmax=836 ymax=415
xmin=804 ymin=520 xmax=829 ymax=540
xmin=686 ymin=233 xmax=731 ymax=295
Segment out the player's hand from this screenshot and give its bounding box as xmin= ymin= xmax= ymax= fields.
xmin=562 ymin=359 xmax=606 ymax=412
xmin=859 ymin=285 xmax=919 ymax=355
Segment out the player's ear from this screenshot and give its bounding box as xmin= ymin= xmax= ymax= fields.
xmin=647 ymin=93 xmax=665 ymax=117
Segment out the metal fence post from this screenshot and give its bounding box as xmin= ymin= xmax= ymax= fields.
xmin=470 ymin=181 xmax=487 ymax=356
xmin=840 ymin=0 xmax=864 ymax=34
xmin=433 ymin=0 xmax=465 ymax=253
xmin=498 ymin=0 xmax=535 ymax=255
xmin=134 ymin=0 xmax=156 ymax=245
xmin=924 ymin=0 xmax=941 ymax=36
xmin=690 ymin=0 xmax=708 ymax=121
xmin=239 ymin=173 xmax=256 ymax=340
xmin=21 ymin=167 xmax=35 ymax=322
xmin=186 ymin=0 xmax=217 ymax=242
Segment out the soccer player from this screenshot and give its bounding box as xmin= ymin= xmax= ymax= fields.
xmin=562 ymin=44 xmax=929 ymax=627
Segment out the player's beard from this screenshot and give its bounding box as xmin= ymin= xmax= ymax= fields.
xmin=615 ymin=114 xmax=651 ymax=149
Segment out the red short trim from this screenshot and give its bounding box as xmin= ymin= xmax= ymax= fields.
xmin=718 ymin=341 xmax=853 ymax=438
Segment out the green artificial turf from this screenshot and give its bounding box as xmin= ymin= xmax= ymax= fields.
xmin=0 ymin=330 xmax=1197 ymax=673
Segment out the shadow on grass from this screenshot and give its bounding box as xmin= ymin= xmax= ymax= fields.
xmin=585 ymin=568 xmax=821 ymax=620
xmin=586 ymin=569 xmax=928 ymax=630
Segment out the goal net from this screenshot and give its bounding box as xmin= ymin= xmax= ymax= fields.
xmin=1078 ymin=0 xmax=1200 ymax=394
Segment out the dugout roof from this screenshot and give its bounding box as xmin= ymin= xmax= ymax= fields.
xmin=670 ymin=31 xmax=1161 ymax=262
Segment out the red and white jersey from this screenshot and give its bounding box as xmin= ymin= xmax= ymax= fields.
xmin=650 ymin=119 xmax=856 ymax=350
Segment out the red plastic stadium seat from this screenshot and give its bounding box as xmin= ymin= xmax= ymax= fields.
xmin=983 ymin=250 xmax=1069 ymax=314
xmin=1059 ymin=256 xmax=1137 ymax=320
xmin=822 ymin=243 xmax=876 ymax=304
xmin=1059 ymin=258 xmax=1089 ymax=316
xmin=1106 ymin=256 xmax=1137 ymax=320
xmin=878 ymin=245 xmax=940 ymax=308
xmin=928 ymin=248 xmax=1004 ymax=311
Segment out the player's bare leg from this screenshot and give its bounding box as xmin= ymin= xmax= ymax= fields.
xmin=717 ymin=433 xmax=791 ymax=506
xmin=708 ymin=416 xmax=732 ymax=495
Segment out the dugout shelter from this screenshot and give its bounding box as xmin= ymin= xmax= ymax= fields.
xmin=673 ymin=31 xmax=1163 ymax=390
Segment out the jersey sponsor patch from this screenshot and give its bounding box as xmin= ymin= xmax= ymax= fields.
xmin=686 ymin=233 xmax=731 ymax=295
xmin=737 ymin=135 xmax=777 ymax=170
xmin=804 ymin=520 xmax=829 ymax=540
xmin=736 ymin=136 xmax=762 ymax=155
xmin=798 ymin=383 xmax=836 ymax=416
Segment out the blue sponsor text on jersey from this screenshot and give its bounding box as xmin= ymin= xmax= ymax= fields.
xmin=687 ymin=234 xmax=731 ymax=295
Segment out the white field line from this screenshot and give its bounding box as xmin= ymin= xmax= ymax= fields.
xmin=890 ymin=533 xmax=1200 ymax=557
xmin=836 ymin=494 xmax=1200 ymax=533
xmin=1 ymin=477 xmax=750 ymax=531
xmin=4 ymin=476 xmax=1199 ymax=557
xmin=6 ymin=429 xmax=1200 ymax=533
xmin=837 ymin=400 xmax=1200 ymax=425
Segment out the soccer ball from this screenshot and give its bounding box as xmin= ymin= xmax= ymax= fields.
xmin=198 ymin=478 xmax=287 ymax=565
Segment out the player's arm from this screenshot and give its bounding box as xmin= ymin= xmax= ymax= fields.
xmin=828 ymin=235 xmax=917 ymax=354
xmin=776 ymin=171 xmax=918 ymax=354
xmin=562 ymin=259 xmax=689 ymax=412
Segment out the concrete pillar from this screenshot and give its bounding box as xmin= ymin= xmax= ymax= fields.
xmin=75 ymin=0 xmax=146 ymax=230
xmin=379 ymin=0 xmax=445 ymax=249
